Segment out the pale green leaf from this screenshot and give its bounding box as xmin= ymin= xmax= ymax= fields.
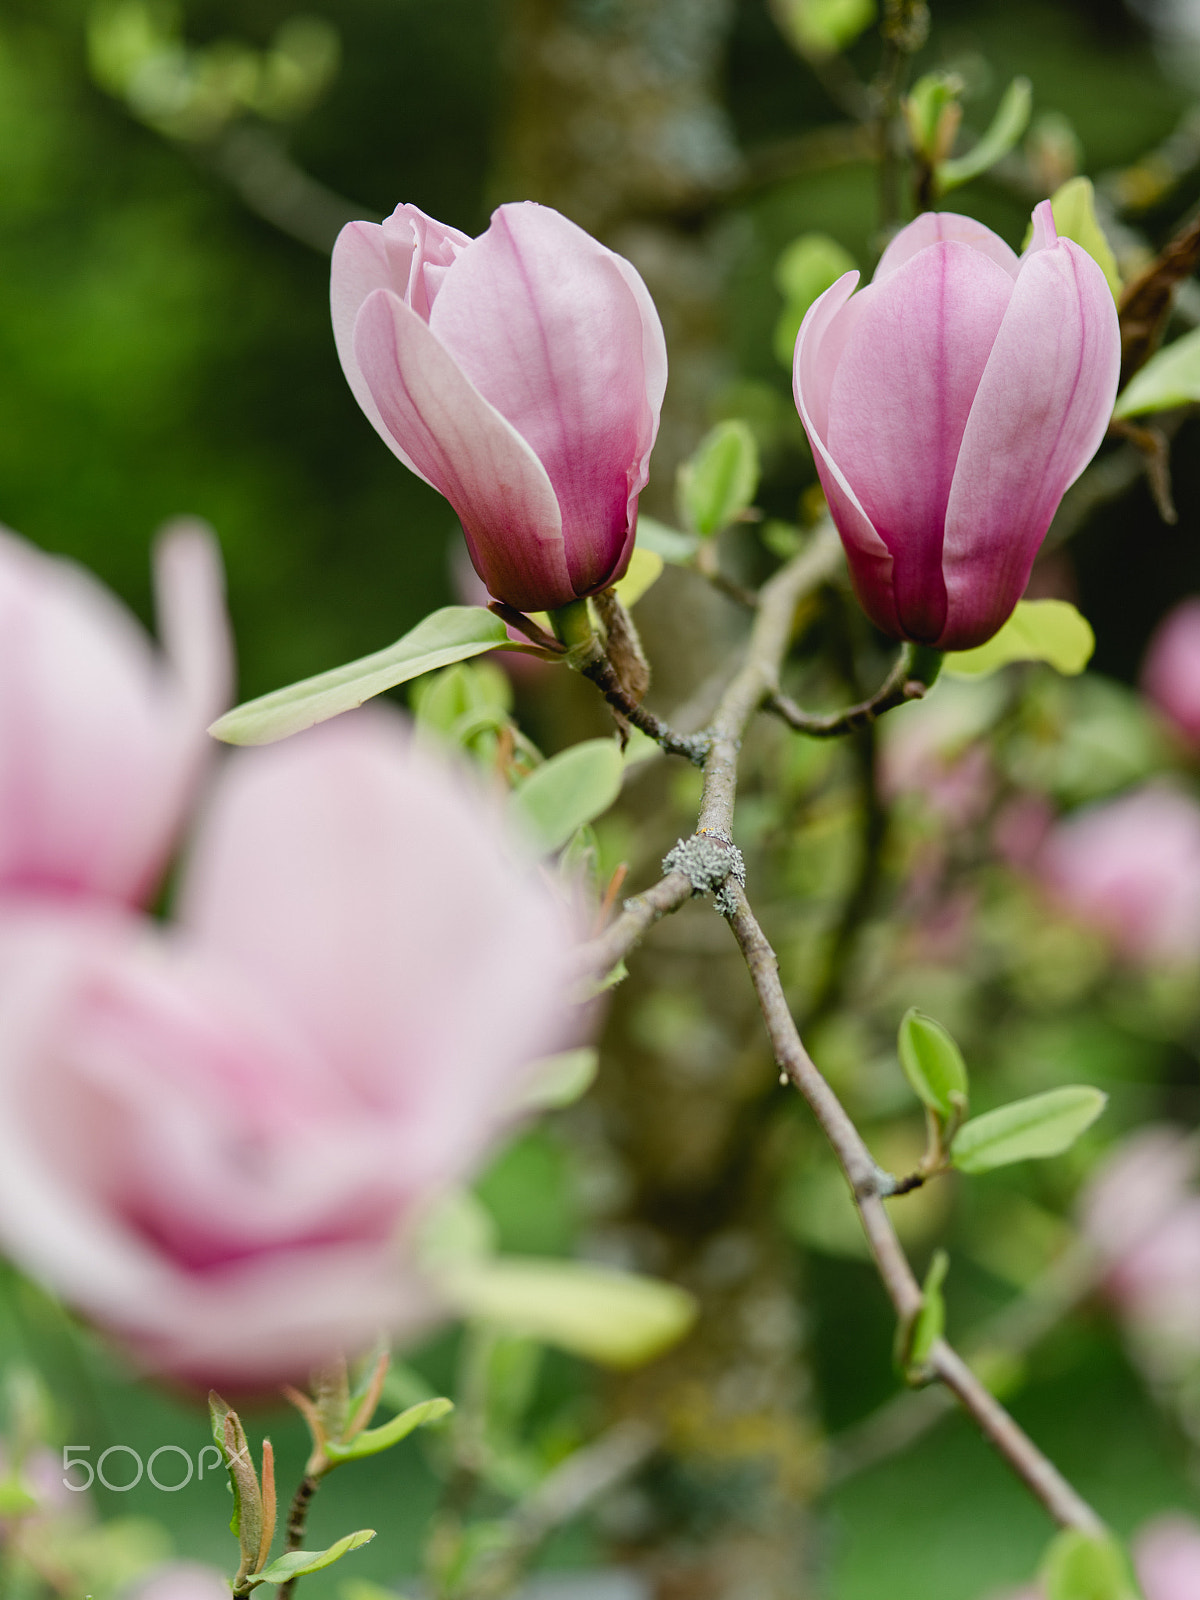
xmin=508 ymin=739 xmax=625 ymax=854
xmin=210 ymin=607 xmax=512 ymax=746
xmin=908 ymin=1249 xmax=949 ymax=1370
xmin=945 ymin=600 xmax=1094 ymax=678
xmin=772 ymin=0 xmax=875 ymax=57
xmin=937 ymin=76 xmax=1032 ymax=194
xmin=636 ymin=516 xmax=699 ymax=564
xmin=612 ymin=547 xmax=664 ymax=608
xmin=1047 ymin=177 xmax=1121 ymax=302
xmin=898 ymin=1009 xmax=969 ymax=1121
xmin=773 ymin=234 xmax=857 ymax=366
xmin=416 ymin=1189 xmax=498 ymax=1269
xmin=1041 ymin=1528 xmax=1140 ymax=1600
xmin=0 ymin=1478 xmax=37 ymax=1516
xmin=252 ymin=1529 xmax=376 ymax=1586
xmin=444 ymin=1257 xmax=697 ymax=1368
xmin=1114 ymin=323 xmax=1200 ymax=418
xmin=511 ymin=1048 xmax=600 ymax=1114
xmin=324 ymin=1398 xmax=453 ymax=1465
xmin=951 ymin=1087 xmax=1107 ymax=1175
xmin=677 ymin=420 xmax=760 ymax=537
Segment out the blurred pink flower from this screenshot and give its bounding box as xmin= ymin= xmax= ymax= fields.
xmin=126 ymin=1565 xmax=232 ymax=1600
xmin=1035 ymin=786 xmax=1200 ymax=964
xmin=0 ymin=521 xmax=231 ymax=907
xmin=1141 ymin=598 xmax=1200 ymax=748
xmin=793 ymin=204 xmax=1119 ymax=650
xmin=332 ymin=200 xmax=667 ymax=613
xmin=0 ymin=712 xmax=579 ymax=1387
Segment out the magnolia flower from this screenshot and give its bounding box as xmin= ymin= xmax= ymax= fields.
xmin=0 ymin=521 xmax=230 ymax=906
xmin=793 ymin=204 xmax=1120 ymax=650
xmin=1035 ymin=786 xmax=1200 ymax=965
xmin=0 ymin=713 xmax=578 ymax=1386
xmin=1141 ymin=597 xmax=1200 ymax=747
xmin=331 ymin=200 xmax=667 ymax=613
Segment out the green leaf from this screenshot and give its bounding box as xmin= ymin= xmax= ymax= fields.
xmin=909 ymin=1249 xmax=949 ymax=1370
xmin=508 ymin=739 xmax=625 ymax=854
xmin=773 ymin=234 xmax=857 ymax=366
xmin=945 ymin=600 xmax=1094 ymax=678
xmin=937 ymin=76 xmax=1032 ymax=194
xmin=210 ymin=607 xmax=513 ymax=746
xmin=611 ymin=546 xmax=664 ymax=608
xmin=1041 ymin=1529 xmax=1140 ymax=1600
xmin=635 ymin=516 xmax=700 ymax=564
xmin=898 ymin=1009 xmax=969 ymax=1121
xmin=1046 ymin=177 xmax=1122 ymax=302
xmin=0 ymin=1477 xmax=38 ymax=1516
xmin=511 ymin=1047 xmax=600 ymax=1113
xmin=324 ymin=1399 xmax=453 ymax=1465
xmin=443 ymin=1257 xmax=697 ymax=1368
xmin=677 ymin=420 xmax=760 ymax=538
xmin=771 ymin=0 xmax=876 ymax=57
xmin=251 ymin=1529 xmax=376 ymax=1586
xmin=950 ymin=1086 xmax=1107 ymax=1175
xmin=1115 ymin=323 xmax=1200 ymax=418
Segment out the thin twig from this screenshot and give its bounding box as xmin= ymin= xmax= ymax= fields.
xmin=765 ymin=643 xmax=934 ymax=737
xmin=277 ymin=1474 xmax=319 ymax=1600
xmin=579 ymin=651 xmax=711 ymax=764
xmin=722 ymin=883 xmax=1106 ymax=1536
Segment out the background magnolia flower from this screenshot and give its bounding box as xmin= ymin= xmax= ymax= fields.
xmin=126 ymin=1564 xmax=232 ymax=1600
xmin=1034 ymin=785 xmax=1200 ymax=965
xmin=0 ymin=712 xmax=580 ymax=1386
xmin=331 ymin=200 xmax=667 ymax=614
xmin=1141 ymin=596 xmax=1200 ymax=747
xmin=793 ymin=204 xmax=1120 ymax=650
xmin=0 ymin=520 xmax=231 ymax=907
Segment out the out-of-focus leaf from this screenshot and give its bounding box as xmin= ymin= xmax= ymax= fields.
xmin=252 ymin=1529 xmax=376 ymax=1586
xmin=898 ymin=1009 xmax=969 ymax=1121
xmin=0 ymin=1478 xmax=37 ymax=1515
xmin=211 ymin=607 xmax=514 ymax=745
xmin=907 ymin=1249 xmax=949 ymax=1371
xmin=612 ymin=546 xmax=663 ymax=608
xmin=945 ymin=600 xmax=1094 ymax=678
xmin=677 ymin=420 xmax=760 ymax=538
xmin=636 ymin=516 xmax=699 ymax=564
xmin=950 ymin=1087 xmax=1107 ymax=1174
xmin=773 ymin=235 xmax=856 ymax=366
xmin=1114 ymin=324 xmax=1200 ymax=417
xmin=1041 ymin=1528 xmax=1140 ymax=1600
xmin=937 ymin=76 xmax=1032 ymax=194
xmin=1047 ymin=177 xmax=1122 ymax=301
xmin=444 ymin=1257 xmax=697 ymax=1368
xmin=508 ymin=739 xmax=624 ymax=854
xmin=770 ymin=0 xmax=875 ymax=57
xmin=324 ymin=1399 xmax=452 ymax=1465
xmin=511 ymin=1048 xmax=600 ymax=1114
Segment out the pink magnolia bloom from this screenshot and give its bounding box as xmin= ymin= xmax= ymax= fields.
xmin=0 ymin=520 xmax=231 ymax=906
xmin=331 ymin=201 xmax=667 ymax=614
xmin=1035 ymin=785 xmax=1200 ymax=965
xmin=1142 ymin=597 xmax=1200 ymax=747
xmin=793 ymin=205 xmax=1120 ymax=650
xmin=0 ymin=713 xmax=578 ymax=1386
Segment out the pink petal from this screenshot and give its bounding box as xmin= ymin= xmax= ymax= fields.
xmin=429 ymin=202 xmax=657 ymax=595
xmin=876 ymin=211 xmax=1021 ymax=281
xmin=793 ymin=274 xmax=899 ymax=635
xmin=941 ymin=238 xmax=1120 ymax=649
xmin=1134 ymin=1515 xmax=1200 ymax=1600
xmin=353 ymin=287 xmax=573 ymax=610
xmin=330 ymin=206 xmax=470 ymax=485
xmin=826 ymin=242 xmax=1014 ymax=643
xmin=176 ymin=711 xmax=578 ymax=1191
xmin=1021 ymin=197 xmax=1058 ymax=261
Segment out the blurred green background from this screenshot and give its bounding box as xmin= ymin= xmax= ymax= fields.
xmin=3 ymin=1 xmax=1200 ymax=1596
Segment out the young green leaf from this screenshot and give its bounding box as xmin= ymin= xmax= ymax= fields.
xmin=945 ymin=599 xmax=1094 ymax=678
xmin=677 ymin=420 xmax=760 ymax=538
xmin=510 ymin=1048 xmax=600 ymax=1114
xmin=907 ymin=1249 xmax=949 ymax=1373
xmin=250 ymin=1528 xmax=376 ymax=1586
xmin=1114 ymin=324 xmax=1200 ymax=418
xmin=1040 ymin=1528 xmax=1140 ymax=1600
xmin=507 ymin=739 xmax=625 ymax=854
xmin=442 ymin=1257 xmax=697 ymax=1368
xmin=324 ymin=1398 xmax=453 ymax=1465
xmin=635 ymin=516 xmax=700 ymax=564
xmin=950 ymin=1087 xmax=1107 ymax=1175
xmin=937 ymin=76 xmax=1032 ymax=194
xmin=210 ymin=607 xmax=514 ymax=746
xmin=1046 ymin=177 xmax=1122 ymax=302
xmin=611 ymin=546 xmax=664 ymax=609
xmin=897 ymin=1009 xmax=968 ymax=1121
xmin=770 ymin=0 xmax=876 ymax=58
xmin=773 ymin=235 xmax=856 ymax=366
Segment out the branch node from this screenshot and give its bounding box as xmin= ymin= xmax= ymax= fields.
xmin=661 ymin=831 xmax=746 ymax=913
